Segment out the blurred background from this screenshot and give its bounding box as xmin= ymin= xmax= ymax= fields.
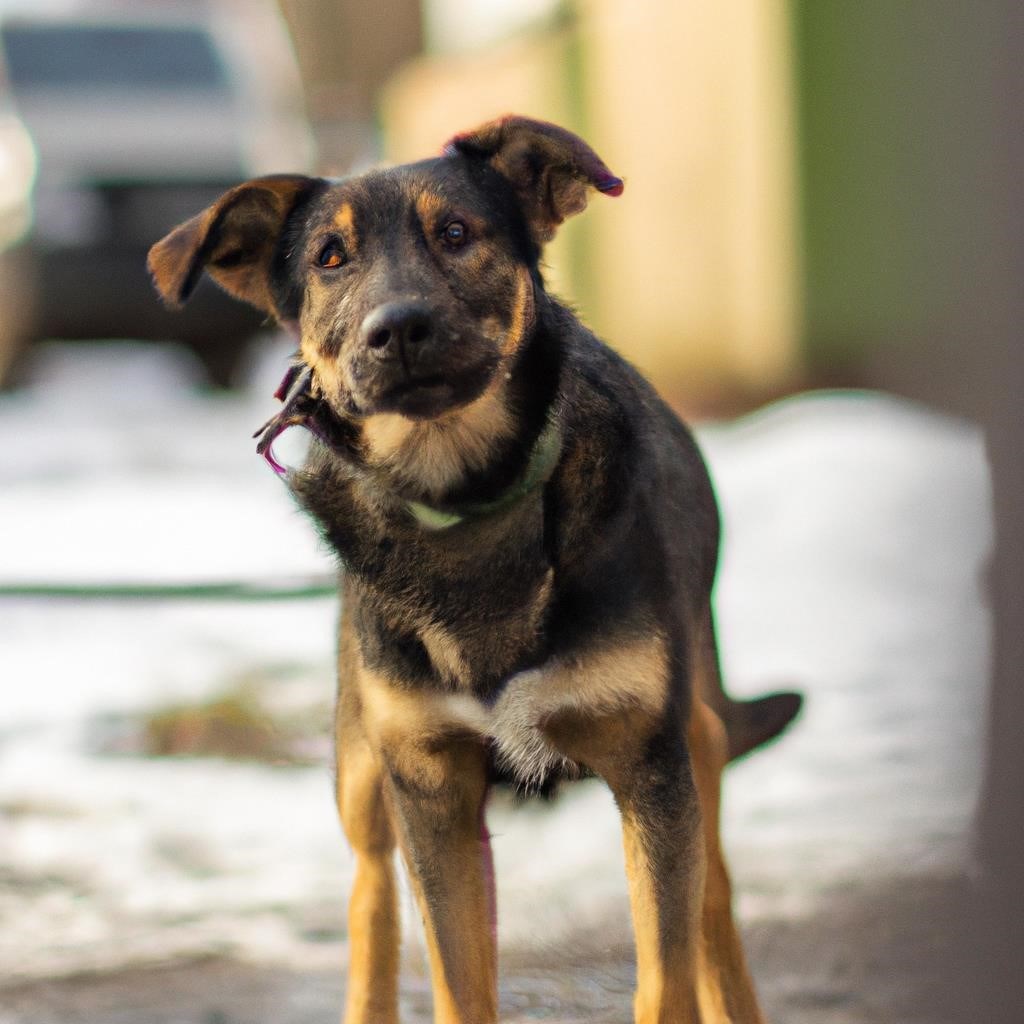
xmin=0 ymin=1 xmax=1020 ymax=1022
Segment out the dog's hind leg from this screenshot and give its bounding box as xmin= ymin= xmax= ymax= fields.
xmin=688 ymin=697 xmax=768 ymax=1024
xmin=693 ymin=607 xmax=802 ymax=763
xmin=336 ymin=729 xmax=400 ymax=1024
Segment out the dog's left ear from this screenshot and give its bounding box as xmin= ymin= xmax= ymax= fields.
xmin=443 ymin=115 xmax=623 ymax=243
xmin=148 ymin=174 xmax=319 ymax=315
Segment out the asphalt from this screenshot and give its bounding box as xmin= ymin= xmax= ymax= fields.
xmin=1 ymin=872 xmax=968 ymax=1024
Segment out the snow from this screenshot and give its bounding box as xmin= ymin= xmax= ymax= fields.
xmin=0 ymin=340 xmax=991 ymax=981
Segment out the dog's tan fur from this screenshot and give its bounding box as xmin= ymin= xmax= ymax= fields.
xmin=148 ymin=115 xmax=803 ymax=1024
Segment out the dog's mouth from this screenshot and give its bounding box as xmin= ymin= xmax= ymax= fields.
xmin=383 ymin=373 xmax=447 ymax=398
xmin=373 ymin=373 xmax=458 ymax=418
xmin=251 ymin=365 xmax=466 ymax=473
xmin=255 ymin=353 xmax=500 ymax=473
xmin=366 ymin=353 xmax=500 ymax=420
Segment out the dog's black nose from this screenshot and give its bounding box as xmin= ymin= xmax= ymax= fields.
xmin=360 ymin=301 xmax=435 ymax=362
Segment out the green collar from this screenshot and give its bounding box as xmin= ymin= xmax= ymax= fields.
xmin=404 ymin=415 xmax=563 ymax=530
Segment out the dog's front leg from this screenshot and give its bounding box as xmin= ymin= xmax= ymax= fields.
xmin=387 ymin=734 xmax=496 ymax=1024
xmin=336 ymin=728 xmax=400 ymax=1024
xmin=542 ymin=701 xmax=705 ymax=1024
xmin=361 ymin=671 xmax=497 ymax=1024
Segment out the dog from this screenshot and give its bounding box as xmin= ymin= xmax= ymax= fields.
xmin=149 ymin=115 xmax=801 ymax=1024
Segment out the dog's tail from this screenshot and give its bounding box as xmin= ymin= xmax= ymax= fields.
xmin=720 ymin=690 xmax=804 ymax=762
xmin=694 ymin=609 xmax=804 ymax=762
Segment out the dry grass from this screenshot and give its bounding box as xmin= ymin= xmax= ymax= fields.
xmin=137 ymin=671 xmax=330 ymax=765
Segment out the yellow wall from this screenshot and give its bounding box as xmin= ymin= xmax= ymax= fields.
xmin=380 ymin=22 xmax=585 ymax=307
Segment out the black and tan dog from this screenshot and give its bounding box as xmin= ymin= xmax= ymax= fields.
xmin=149 ymin=115 xmax=801 ymax=1024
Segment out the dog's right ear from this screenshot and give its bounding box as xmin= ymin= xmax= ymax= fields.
xmin=148 ymin=174 xmax=319 ymax=316
xmin=443 ymin=115 xmax=623 ymax=244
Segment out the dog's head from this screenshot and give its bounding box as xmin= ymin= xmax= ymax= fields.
xmin=149 ymin=116 xmax=622 ymax=424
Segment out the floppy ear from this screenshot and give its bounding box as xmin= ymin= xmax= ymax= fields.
xmin=147 ymin=174 xmax=318 ymax=315
xmin=443 ymin=115 xmax=623 ymax=243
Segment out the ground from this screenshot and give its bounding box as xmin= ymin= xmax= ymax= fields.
xmin=2 ymin=874 xmax=966 ymax=1023
xmin=0 ymin=342 xmax=990 ymax=1022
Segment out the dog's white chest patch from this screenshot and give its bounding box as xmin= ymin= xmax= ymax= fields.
xmin=363 ymin=636 xmax=666 ymax=791
xmin=441 ymin=669 xmax=573 ymax=788
xmin=431 ymin=635 xmax=669 ymax=787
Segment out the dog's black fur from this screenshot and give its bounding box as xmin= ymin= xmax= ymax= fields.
xmin=149 ymin=115 xmax=800 ymax=1023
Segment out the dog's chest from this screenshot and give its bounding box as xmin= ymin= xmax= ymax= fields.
xmin=359 ymin=662 xmax=580 ymax=790
xmin=318 ymin=485 xmax=556 ymax=690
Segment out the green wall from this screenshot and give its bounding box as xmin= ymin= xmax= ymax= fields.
xmin=790 ymin=1 xmax=1004 ymax=376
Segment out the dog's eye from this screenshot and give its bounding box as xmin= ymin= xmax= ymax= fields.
xmin=442 ymin=222 xmax=468 ymax=248
xmin=317 ymin=242 xmax=346 ymax=269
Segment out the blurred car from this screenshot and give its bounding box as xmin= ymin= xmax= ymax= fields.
xmin=0 ymin=2 xmax=314 ymax=386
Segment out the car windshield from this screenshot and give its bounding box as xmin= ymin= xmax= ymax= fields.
xmin=1 ymin=23 xmax=228 ymax=91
